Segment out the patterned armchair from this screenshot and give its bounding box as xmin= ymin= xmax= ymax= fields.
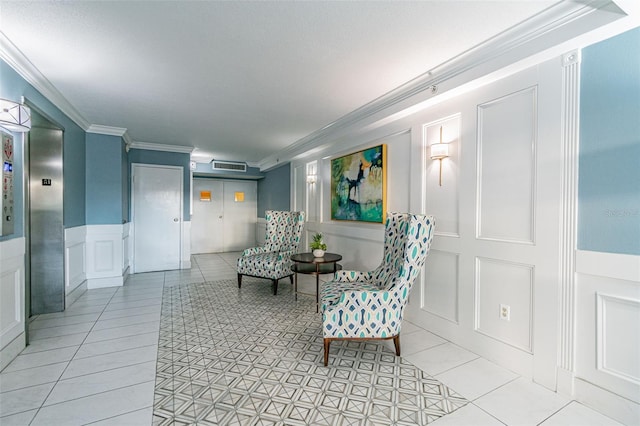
xmin=237 ymin=210 xmax=305 ymax=295
xmin=320 ymin=213 xmax=435 ymax=366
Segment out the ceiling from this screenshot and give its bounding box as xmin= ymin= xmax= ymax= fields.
xmin=0 ymin=1 xmax=627 ymax=166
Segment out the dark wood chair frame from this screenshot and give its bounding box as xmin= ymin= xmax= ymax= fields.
xmin=237 ymin=272 xmax=294 ymax=295
xmin=323 ymin=334 xmax=401 ymax=366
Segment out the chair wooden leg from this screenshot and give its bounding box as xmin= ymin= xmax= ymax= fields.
xmin=237 ymin=273 xmax=242 ymax=288
xmin=324 ymin=339 xmax=331 ymax=366
xmin=273 ymin=279 xmax=278 ymax=295
xmin=289 ymin=275 xmax=294 ymax=285
xmin=393 ymin=334 xmax=401 ymax=356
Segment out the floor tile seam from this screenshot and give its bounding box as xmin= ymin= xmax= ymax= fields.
xmin=91 ymin=318 xmax=162 ymax=332
xmin=31 ymin=289 xmax=122 ymax=418
xmin=465 ymin=375 xmax=521 ymax=402
xmin=466 ymin=402 xmax=510 ymax=425
xmin=410 ymin=344 xmax=482 ymax=376
xmin=0 ymin=355 xmax=77 ymax=375
xmin=104 ymin=299 xmax=164 ymax=308
xmin=29 ymin=319 xmax=101 ymax=332
xmin=82 ymin=405 xmax=153 ymax=426
xmin=73 ymin=342 xmax=160 ymax=361
xmin=57 ymin=357 xmax=160 ymax=384
xmin=40 ymin=379 xmax=157 ymax=411
xmin=0 ymin=377 xmax=60 ymax=396
xmin=108 ymin=294 xmax=165 ymax=303
xmin=534 ymin=400 xmax=575 ymax=426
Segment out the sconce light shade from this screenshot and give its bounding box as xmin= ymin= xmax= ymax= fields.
xmin=430 ymin=143 xmax=449 ymax=160
xmin=306 ymin=174 xmax=317 ymax=184
xmin=0 ymin=99 xmax=31 ymax=132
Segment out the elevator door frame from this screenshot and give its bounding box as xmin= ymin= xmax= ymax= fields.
xmin=23 ymin=102 xmax=66 ymax=323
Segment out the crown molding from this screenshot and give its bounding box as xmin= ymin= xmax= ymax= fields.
xmin=87 ymin=124 xmax=127 ymax=136
xmin=0 ymin=31 xmax=91 ymax=131
xmin=87 ymin=124 xmax=134 ymax=147
xmin=129 ymin=141 xmax=194 ymax=154
xmin=258 ymin=0 xmax=626 ymax=170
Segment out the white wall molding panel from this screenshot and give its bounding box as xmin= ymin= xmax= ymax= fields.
xmin=64 ymin=226 xmax=87 ymax=306
xmin=85 ymin=224 xmax=127 ymax=289
xmin=575 ymin=250 xmax=640 ymax=425
xmin=0 ymin=237 xmax=26 ymax=371
xmin=557 ymin=49 xmax=582 ymax=396
xmin=181 ymin=221 xmax=191 ymax=269
xmin=402 ymin=58 xmax=564 ymax=389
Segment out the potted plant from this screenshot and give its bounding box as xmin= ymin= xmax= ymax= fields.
xmin=310 ymin=233 xmax=327 ymax=257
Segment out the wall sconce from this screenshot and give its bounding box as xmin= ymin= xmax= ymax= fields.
xmin=430 ymin=126 xmax=449 ymax=186
xmin=306 ymin=174 xmax=317 ymax=184
xmin=0 ymin=98 xmax=31 ymax=132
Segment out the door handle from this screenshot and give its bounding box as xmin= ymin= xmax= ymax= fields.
xmin=219 ymin=215 xmax=223 ymax=219
xmin=173 ymin=218 xmax=179 ymax=222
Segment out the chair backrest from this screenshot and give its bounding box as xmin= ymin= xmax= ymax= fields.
xmin=263 ymin=210 xmax=306 ymax=252
xmin=386 ymin=214 xmax=435 ymax=303
xmin=369 ymin=213 xmax=412 ymax=287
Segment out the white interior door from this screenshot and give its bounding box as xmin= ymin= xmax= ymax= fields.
xmin=222 ymin=180 xmax=257 ymax=252
xmin=191 ymin=179 xmax=224 ymax=254
xmin=133 ymin=164 xmax=182 ymax=272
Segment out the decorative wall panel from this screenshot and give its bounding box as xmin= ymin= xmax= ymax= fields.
xmin=477 ymin=87 xmax=537 ymax=243
xmin=475 ymin=257 xmax=533 ymax=352
xmin=424 ymin=115 xmax=460 ymax=237
xmin=597 ymin=293 xmax=640 ymax=384
xmin=422 ymin=250 xmax=459 ymax=323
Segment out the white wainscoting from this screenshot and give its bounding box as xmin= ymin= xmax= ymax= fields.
xmin=574 ymin=250 xmax=640 ymax=425
xmin=85 ymin=224 xmax=129 ymax=289
xmin=64 ymin=226 xmax=87 ymax=306
xmin=0 ymin=237 xmax=26 ymax=371
xmin=182 ymin=221 xmax=191 ymax=269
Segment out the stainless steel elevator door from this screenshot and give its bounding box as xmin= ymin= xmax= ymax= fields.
xmin=29 ymin=126 xmax=64 ymax=314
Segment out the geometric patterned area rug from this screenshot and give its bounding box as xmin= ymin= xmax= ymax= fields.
xmin=152 ymin=278 xmax=467 ymax=425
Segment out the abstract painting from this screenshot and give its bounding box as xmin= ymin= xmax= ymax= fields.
xmin=331 ymin=144 xmax=386 ymax=223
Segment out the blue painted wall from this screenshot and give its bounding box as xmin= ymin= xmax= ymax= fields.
xmin=86 ymin=133 xmax=127 ymax=224
xmin=127 ymin=149 xmax=191 ymax=220
xmin=257 ymin=163 xmax=290 ymax=217
xmin=578 ymin=28 xmax=640 ymax=255
xmin=0 ymin=59 xmax=86 ymax=241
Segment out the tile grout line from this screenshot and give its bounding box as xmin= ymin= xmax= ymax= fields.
xmin=26 ymin=281 xmax=124 ymax=425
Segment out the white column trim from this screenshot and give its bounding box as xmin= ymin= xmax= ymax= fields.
xmin=557 ymin=49 xmax=581 ymax=394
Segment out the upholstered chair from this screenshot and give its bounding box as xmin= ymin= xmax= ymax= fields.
xmin=320 ymin=213 xmax=435 ymax=366
xmin=237 ymin=210 xmax=305 ymax=295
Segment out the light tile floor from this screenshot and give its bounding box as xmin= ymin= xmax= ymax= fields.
xmin=0 ymin=253 xmax=622 ymax=425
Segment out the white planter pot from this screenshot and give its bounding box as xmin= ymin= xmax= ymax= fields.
xmin=312 ymin=249 xmax=325 ymax=258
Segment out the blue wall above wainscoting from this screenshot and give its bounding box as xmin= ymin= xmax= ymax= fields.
xmin=86 ymin=133 xmax=127 ymax=225
xmin=578 ymin=27 xmax=640 ymax=255
xmin=0 ymin=59 xmax=87 ymax=241
xmin=257 ymin=163 xmax=290 ymax=217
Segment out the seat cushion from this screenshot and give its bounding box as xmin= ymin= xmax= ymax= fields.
xmin=237 ymin=252 xmax=291 ymax=280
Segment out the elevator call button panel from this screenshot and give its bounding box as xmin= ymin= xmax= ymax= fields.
xmin=2 ymin=131 xmax=15 ymax=236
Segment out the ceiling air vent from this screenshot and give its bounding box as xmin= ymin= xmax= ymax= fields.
xmin=212 ymin=160 xmax=247 ymax=172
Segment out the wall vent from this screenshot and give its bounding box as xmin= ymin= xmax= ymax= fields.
xmin=212 ymin=160 xmax=247 ymax=172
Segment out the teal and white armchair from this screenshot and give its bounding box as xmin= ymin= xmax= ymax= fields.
xmin=237 ymin=210 xmax=305 ymax=295
xmin=320 ymin=213 xmax=435 ymax=366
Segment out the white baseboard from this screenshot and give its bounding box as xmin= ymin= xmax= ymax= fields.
xmin=66 ymin=280 xmax=87 ymax=307
xmin=87 ymin=275 xmax=125 ymax=289
xmin=0 ymin=333 xmax=25 ymax=372
xmin=575 ymin=377 xmax=640 ymax=425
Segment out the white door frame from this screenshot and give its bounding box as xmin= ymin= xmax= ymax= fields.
xmin=131 ymin=163 xmax=184 ymax=273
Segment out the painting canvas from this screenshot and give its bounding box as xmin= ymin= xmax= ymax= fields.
xmin=331 ymin=144 xmax=386 ymax=223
